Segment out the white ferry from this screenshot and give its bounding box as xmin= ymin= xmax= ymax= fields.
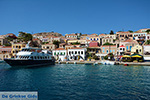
xmin=4 ymin=42 xmax=55 ymax=67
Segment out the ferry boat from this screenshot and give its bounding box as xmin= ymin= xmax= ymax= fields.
xmin=4 ymin=42 xmax=55 ymax=67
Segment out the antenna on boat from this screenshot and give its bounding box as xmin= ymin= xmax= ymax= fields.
xmin=26 ymin=41 xmax=31 ymax=48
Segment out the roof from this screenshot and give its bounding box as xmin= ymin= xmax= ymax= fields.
xmin=119 ymin=45 xmax=125 ymax=48
xmin=124 ymin=39 xmax=134 ymax=42
xmin=116 ymin=31 xmax=133 ymax=34
xmin=54 ymin=48 xmax=66 ymax=50
xmin=99 ymin=34 xmax=106 ymax=36
xmin=59 ymin=43 xmax=66 ymax=45
xmin=65 ymin=34 xmax=77 ymax=36
xmin=69 ymin=47 xmax=84 ymax=49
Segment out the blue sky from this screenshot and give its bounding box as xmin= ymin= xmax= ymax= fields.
xmin=0 ymin=0 xmax=150 ymax=36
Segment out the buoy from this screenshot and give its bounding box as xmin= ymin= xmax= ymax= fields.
xmin=124 ymin=64 xmax=128 ymax=66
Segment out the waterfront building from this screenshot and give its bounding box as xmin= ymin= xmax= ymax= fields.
xmin=0 ymin=38 xmax=9 ymax=46
xmin=143 ymin=45 xmax=150 ymax=61
xmin=116 ymin=31 xmax=133 ymax=40
xmin=120 ymin=39 xmax=139 ymax=52
xmin=11 ymin=43 xmax=26 ymax=57
xmin=65 ymin=44 xmax=76 ymax=50
xmin=52 ymin=48 xmax=67 ymax=61
xmin=97 ymin=45 xmax=117 ymax=60
xmin=41 ymin=37 xmax=49 ymax=42
xmin=89 ymin=36 xmax=101 ymax=44
xmin=42 ymin=43 xmax=56 ymax=51
xmin=145 ymin=33 xmax=150 ymax=40
xmin=0 ymin=46 xmax=12 ymax=60
xmin=87 ymin=41 xmax=100 ymax=57
xmin=67 ymin=39 xmax=87 ymax=44
xmin=119 ymin=45 xmax=125 ymax=56
xmin=105 ymin=34 xmax=116 ymax=39
xmin=131 ymin=44 xmax=143 ymax=55
xmin=102 ymin=37 xmax=114 ymax=45
xmin=68 ymin=47 xmax=87 ymax=60
xmin=65 ymin=33 xmax=77 ymax=39
xmin=59 ymin=43 xmax=66 ymax=48
xmin=99 ymin=34 xmax=107 ymax=38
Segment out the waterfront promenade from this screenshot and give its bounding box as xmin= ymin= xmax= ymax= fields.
xmin=56 ymin=60 xmax=150 ymax=66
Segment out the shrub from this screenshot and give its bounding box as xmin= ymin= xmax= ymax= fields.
xmin=104 ymin=56 xmax=108 ymax=60
xmin=122 ymin=59 xmax=127 ymax=62
xmin=139 ymin=60 xmax=144 ymax=62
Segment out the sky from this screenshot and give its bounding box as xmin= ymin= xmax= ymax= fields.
xmin=0 ymin=0 xmax=150 ymax=36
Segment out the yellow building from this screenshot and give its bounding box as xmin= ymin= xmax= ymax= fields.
xmin=131 ymin=45 xmax=143 ymax=55
xmin=11 ymin=43 xmax=26 ymax=57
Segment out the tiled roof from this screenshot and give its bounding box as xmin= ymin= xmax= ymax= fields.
xmin=69 ymin=47 xmax=84 ymax=49
xmin=54 ymin=48 xmax=66 ymax=50
xmin=119 ymin=45 xmax=125 ymax=47
xmin=99 ymin=34 xmax=106 ymax=36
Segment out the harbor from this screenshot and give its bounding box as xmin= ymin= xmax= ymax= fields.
xmin=0 ymin=63 xmax=150 ymax=100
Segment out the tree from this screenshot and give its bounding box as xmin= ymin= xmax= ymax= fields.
xmin=72 ymin=42 xmax=80 ymax=45
xmin=109 ymin=30 xmax=114 ymax=35
xmin=128 ymin=30 xmax=133 ymax=33
xmin=53 ymin=40 xmax=61 ymax=48
xmin=146 ymin=29 xmax=150 ymax=33
xmin=103 ymin=42 xmax=114 ymax=46
xmin=145 ymin=40 xmax=150 ymax=45
xmin=18 ymin=31 xmax=33 ymax=43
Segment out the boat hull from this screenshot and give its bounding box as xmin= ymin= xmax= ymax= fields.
xmin=4 ymin=59 xmax=55 ymax=68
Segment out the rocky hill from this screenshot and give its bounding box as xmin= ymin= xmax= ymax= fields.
xmin=33 ymin=32 xmax=63 ymax=37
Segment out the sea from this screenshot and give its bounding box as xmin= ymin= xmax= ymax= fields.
xmin=0 ymin=62 xmax=150 ymax=100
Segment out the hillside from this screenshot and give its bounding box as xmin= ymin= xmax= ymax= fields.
xmin=33 ymin=32 xmax=63 ymax=37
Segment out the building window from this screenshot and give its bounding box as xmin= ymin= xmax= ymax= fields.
xmin=126 ymin=46 xmax=128 ymax=50
xmin=75 ymin=51 xmax=77 ymax=54
xmin=97 ymin=38 xmax=99 ymax=40
xmin=54 ymin=52 xmax=56 ymax=55
xmin=103 ymin=47 xmax=105 ymax=49
xmin=103 ymin=50 xmax=105 ymax=53
xmin=72 ymin=51 xmax=73 ymax=54
xmin=78 ymin=51 xmax=80 ymax=54
xmin=107 ymin=50 xmax=108 ymax=53
xmin=113 ymin=50 xmax=115 ymax=52
xmin=120 ymin=48 xmax=122 ymax=50
xmin=81 ymin=51 xmax=83 ymax=54
xmin=110 ymin=50 xmax=112 ymax=52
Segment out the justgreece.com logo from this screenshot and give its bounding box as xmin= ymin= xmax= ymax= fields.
xmin=0 ymin=92 xmax=37 ymax=100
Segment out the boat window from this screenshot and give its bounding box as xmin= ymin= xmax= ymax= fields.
xmin=31 ymin=56 xmax=33 ymax=59
xmin=38 ymin=56 xmax=39 ymax=59
xmin=34 ymin=56 xmax=36 ymax=59
xmin=40 ymin=56 xmax=42 ymax=59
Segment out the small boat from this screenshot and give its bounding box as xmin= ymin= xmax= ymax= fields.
xmin=101 ymin=60 xmax=115 ymax=65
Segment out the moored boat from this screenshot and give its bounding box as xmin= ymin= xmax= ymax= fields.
xmin=4 ymin=42 xmax=55 ymax=68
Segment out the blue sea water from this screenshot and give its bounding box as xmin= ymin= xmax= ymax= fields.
xmin=0 ymin=63 xmax=150 ymax=100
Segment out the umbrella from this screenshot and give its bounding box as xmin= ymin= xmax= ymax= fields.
xmin=122 ymin=55 xmax=131 ymax=58
xmin=131 ymin=54 xmax=143 ymax=58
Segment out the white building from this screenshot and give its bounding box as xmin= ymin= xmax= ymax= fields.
xmin=52 ymin=48 xmax=67 ymax=61
xmin=143 ymin=45 xmax=150 ymax=61
xmin=68 ymin=47 xmax=87 ymax=61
